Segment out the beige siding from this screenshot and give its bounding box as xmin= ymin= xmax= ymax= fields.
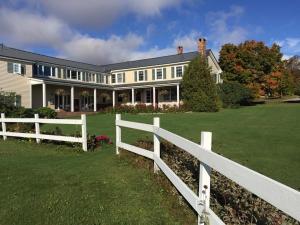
xmin=110 ymin=54 xmax=220 ymax=86
xmin=0 ymin=59 xmax=32 ymax=108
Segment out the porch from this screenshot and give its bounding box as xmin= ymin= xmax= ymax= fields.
xmin=31 ymin=80 xmax=181 ymax=112
xmin=113 ymin=83 xmax=181 ymax=108
xmin=31 ymin=82 xmax=113 ymax=112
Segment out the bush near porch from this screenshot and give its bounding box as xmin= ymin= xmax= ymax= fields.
xmin=99 ymin=103 xmax=188 ymax=114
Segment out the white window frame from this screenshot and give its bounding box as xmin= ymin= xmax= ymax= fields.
xmin=155 ymin=68 xmax=163 ymax=80
xmin=13 ymin=63 xmax=21 ymax=74
xmin=138 ymin=70 xmax=145 ymax=81
xmin=117 ymin=73 xmax=123 ymax=83
xmin=175 ymin=66 xmax=184 ymax=78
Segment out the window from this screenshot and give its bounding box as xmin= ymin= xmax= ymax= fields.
xmin=44 ymin=66 xmax=51 ymax=76
xmin=15 ymin=95 xmax=21 ymax=107
xmin=152 ymin=68 xmax=166 ymax=80
xmin=8 ymin=62 xmax=25 ymax=75
xmin=13 ymin=63 xmax=21 ymax=74
xmin=82 ymin=72 xmax=87 ymax=81
xmin=135 ymin=91 xmax=141 ymax=102
xmin=67 ymin=69 xmax=71 ymax=79
xmin=176 ymin=66 xmax=183 ymax=77
xmin=111 ymin=74 xmax=116 ymax=83
xmin=71 ymin=70 xmax=77 ymax=79
xmin=117 ymin=73 xmax=123 ymax=83
xmin=172 ymin=65 xmax=184 ymax=78
xmin=156 ymin=69 xmax=162 ymax=79
xmin=146 ymin=90 xmax=152 ymax=103
xmin=162 ymin=87 xmax=177 ymax=101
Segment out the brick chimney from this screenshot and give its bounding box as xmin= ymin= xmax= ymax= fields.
xmin=198 ymin=38 xmax=206 ymax=56
xmin=177 ymin=46 xmax=183 ymax=54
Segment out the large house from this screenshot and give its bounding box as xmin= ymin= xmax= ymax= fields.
xmin=0 ymin=38 xmax=222 ymax=112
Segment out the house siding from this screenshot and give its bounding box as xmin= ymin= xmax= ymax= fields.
xmin=0 ymin=59 xmax=32 ymax=108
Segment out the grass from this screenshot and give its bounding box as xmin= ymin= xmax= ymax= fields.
xmin=0 ymin=141 xmax=193 ymax=225
xmin=44 ymin=103 xmax=300 ymax=190
xmin=0 ymin=103 xmax=299 ymax=224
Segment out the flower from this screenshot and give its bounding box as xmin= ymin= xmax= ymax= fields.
xmin=95 ymin=135 xmax=110 ymax=143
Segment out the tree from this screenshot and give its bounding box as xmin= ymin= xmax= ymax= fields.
xmin=182 ymin=55 xmax=219 ymax=112
xmin=219 ymin=40 xmax=293 ymax=97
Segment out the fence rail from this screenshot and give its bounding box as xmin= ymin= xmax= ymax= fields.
xmin=115 ymin=114 xmax=300 ymax=224
xmin=0 ymin=113 xmax=87 ymax=151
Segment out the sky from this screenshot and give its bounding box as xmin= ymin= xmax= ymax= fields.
xmin=0 ymin=0 xmax=300 ymax=65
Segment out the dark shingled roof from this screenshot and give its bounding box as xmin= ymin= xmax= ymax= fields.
xmin=102 ymin=50 xmax=208 ymax=71
xmin=0 ymin=44 xmax=208 ymax=73
xmin=0 ymin=44 xmax=105 ymax=72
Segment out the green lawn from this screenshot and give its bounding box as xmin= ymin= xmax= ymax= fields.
xmin=44 ymin=103 xmax=300 ymax=190
xmin=0 ymin=103 xmax=299 ymax=224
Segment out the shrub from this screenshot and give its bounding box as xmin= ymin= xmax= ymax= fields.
xmin=294 ymin=82 xmax=300 ymax=96
xmin=217 ymin=81 xmax=254 ymax=108
xmin=120 ymin=139 xmax=299 ymax=225
xmin=181 ymin=55 xmax=219 ymax=112
xmin=99 ymin=104 xmax=187 ymax=114
xmin=35 ymin=107 xmax=57 ymax=118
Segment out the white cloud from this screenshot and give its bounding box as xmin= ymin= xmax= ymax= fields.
xmin=60 ymin=33 xmax=144 ymax=64
xmin=0 ymin=8 xmax=73 ymax=48
xmin=173 ymin=30 xmax=201 ymax=52
xmin=274 ymin=37 xmax=300 ymax=57
xmin=206 ymin=6 xmax=248 ymax=48
xmin=10 ymin=0 xmax=182 ymax=27
xmin=0 ymin=5 xmax=204 ymax=64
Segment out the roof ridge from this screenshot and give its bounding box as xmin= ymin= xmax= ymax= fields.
xmin=101 ymin=50 xmax=203 ymax=67
xmin=1 ymin=44 xmax=102 ymax=68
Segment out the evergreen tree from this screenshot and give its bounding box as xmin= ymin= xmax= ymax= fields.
xmin=182 ymin=55 xmax=219 ymax=112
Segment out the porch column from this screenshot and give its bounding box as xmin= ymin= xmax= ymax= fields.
xmin=152 ymin=86 xmax=156 ymax=107
xmin=42 ymin=83 xmax=46 ymax=107
xmin=94 ymin=88 xmax=97 ymax=112
xmin=176 ymin=84 xmax=180 ymax=107
xmin=131 ymin=88 xmax=135 ymax=105
xmin=71 ymin=86 xmax=74 ymax=112
xmin=112 ymin=90 xmax=115 ymax=108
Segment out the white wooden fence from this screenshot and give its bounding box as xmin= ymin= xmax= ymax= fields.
xmin=0 ymin=113 xmax=87 ymax=151
xmin=115 ymin=114 xmax=300 ymax=224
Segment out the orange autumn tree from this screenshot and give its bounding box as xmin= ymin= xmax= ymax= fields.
xmin=219 ymin=40 xmax=293 ymax=97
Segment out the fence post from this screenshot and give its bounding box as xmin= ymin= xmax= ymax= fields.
xmin=198 ymin=131 xmax=212 ymax=225
xmin=81 ymin=114 xmax=87 ymax=152
xmin=34 ymin=114 xmax=41 ymax=144
xmin=153 ymin=117 xmax=160 ymax=173
xmin=116 ymin=114 xmax=121 ymax=155
xmin=1 ymin=113 xmax=7 ymax=140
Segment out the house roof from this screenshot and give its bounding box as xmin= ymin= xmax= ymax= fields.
xmin=102 ymin=51 xmax=208 ymax=71
xmin=0 ymin=44 xmax=104 ymax=72
xmin=0 ymin=44 xmax=210 ymax=73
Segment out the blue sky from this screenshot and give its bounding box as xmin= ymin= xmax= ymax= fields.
xmin=0 ymin=0 xmax=300 ymax=64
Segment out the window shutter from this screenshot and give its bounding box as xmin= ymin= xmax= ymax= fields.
xmin=123 ymin=72 xmax=125 ymax=83
xmin=21 ymin=65 xmax=26 ymax=75
xmin=144 ymin=70 xmax=148 ymax=81
xmin=134 ymin=71 xmax=137 ymax=82
xmin=57 ymin=67 xmax=61 ymax=78
xmin=171 ymin=67 xmax=175 ymax=78
xmin=163 ymin=68 xmax=166 ymax=79
xmin=7 ymin=62 xmax=13 ymax=73
xmin=152 ymin=69 xmax=155 ymax=80
xmin=112 ymin=74 xmax=115 ymax=83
